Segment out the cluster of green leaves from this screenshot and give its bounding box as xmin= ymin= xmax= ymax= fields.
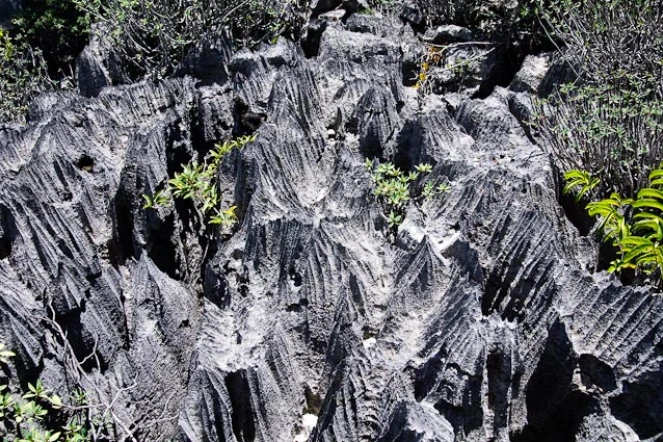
xmin=365 ymin=160 xmax=449 ymax=230
xmin=142 ymin=134 xmax=256 ymax=229
xmin=0 ymin=343 xmax=91 ymax=442
xmin=0 ymin=28 xmax=54 ymax=123
xmin=565 ymin=165 xmax=663 ymax=282
xmin=12 ymin=0 xmax=91 ymax=75
xmin=563 ymin=170 xmax=600 ymax=202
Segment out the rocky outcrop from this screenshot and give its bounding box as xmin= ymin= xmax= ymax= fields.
xmin=0 ymin=10 xmax=662 ymax=442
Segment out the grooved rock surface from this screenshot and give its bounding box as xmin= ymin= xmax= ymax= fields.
xmin=1 ymin=14 xmax=662 ymax=442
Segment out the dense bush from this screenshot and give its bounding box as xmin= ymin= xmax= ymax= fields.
xmin=75 ymin=0 xmax=307 ymax=80
xmin=0 ymin=0 xmax=89 ymax=123
xmin=0 ymin=29 xmax=53 ymax=123
xmin=12 ymin=0 xmax=91 ymax=76
xmin=536 ymin=0 xmax=663 ymax=198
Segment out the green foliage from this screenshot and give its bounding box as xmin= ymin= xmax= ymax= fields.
xmin=563 ymin=170 xmax=600 ymax=202
xmin=0 ymin=28 xmax=53 ymax=123
xmin=141 ymin=189 xmax=169 ymax=209
xmin=0 ymin=0 xmax=90 ymax=123
xmin=574 ymin=164 xmax=663 ymax=282
xmin=539 ymin=0 xmax=663 ymax=95
xmin=11 ymin=0 xmax=91 ymax=75
xmin=142 ymin=134 xmax=256 ymax=230
xmin=535 ymin=0 xmax=663 ymax=198
xmin=365 ymin=160 xmax=450 ymax=231
xmin=0 ymin=342 xmax=90 ymax=442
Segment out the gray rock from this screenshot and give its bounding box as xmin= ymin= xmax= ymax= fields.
xmin=424 ymin=44 xmax=498 ymax=96
xmin=342 ymin=0 xmax=369 ymax=13
xmin=77 ymin=26 xmax=128 ymax=98
xmin=423 ymin=25 xmax=474 ymax=44
xmin=509 ymin=53 xmax=552 ymax=94
xmin=0 ymin=14 xmax=661 ymax=442
xmin=399 ymin=0 xmax=425 ymax=29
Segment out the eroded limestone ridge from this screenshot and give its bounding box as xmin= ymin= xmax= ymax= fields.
xmin=0 ymin=9 xmax=661 ymax=442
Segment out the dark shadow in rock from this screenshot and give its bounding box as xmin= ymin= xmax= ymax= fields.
xmin=512 ymin=320 xmax=598 ymax=442
xmin=487 ymin=349 xmax=511 ymax=432
xmin=76 ymin=154 xmax=95 ymax=173
xmin=610 ymin=366 xmax=663 ymax=440
xmin=472 ymin=47 xmax=525 ymax=100
xmin=54 ymin=307 xmax=107 ymax=373
xmin=301 ymin=20 xmax=327 ymax=59
xmin=145 ymin=213 xmax=181 ymax=281
xmin=0 ymin=205 xmax=14 ymax=260
xmin=578 ymin=354 xmax=617 ymax=393
xmin=110 ymin=187 xmax=133 ymax=268
xmin=225 ymin=370 xmax=256 ymax=442
xmin=414 ymin=348 xmax=483 ymax=436
xmin=233 ymin=98 xmax=266 ymax=137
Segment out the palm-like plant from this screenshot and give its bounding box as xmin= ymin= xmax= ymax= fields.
xmin=578 ymin=164 xmax=663 ymax=281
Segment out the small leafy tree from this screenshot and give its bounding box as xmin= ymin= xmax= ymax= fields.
xmin=142 ymin=134 xmax=256 ymax=229
xmin=365 ymin=160 xmax=449 ymax=231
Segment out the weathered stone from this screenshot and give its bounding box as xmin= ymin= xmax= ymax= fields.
xmin=423 ymin=24 xmax=474 ymax=44
xmin=0 ymin=14 xmax=660 ymax=442
xmin=510 ymin=53 xmax=552 ymax=94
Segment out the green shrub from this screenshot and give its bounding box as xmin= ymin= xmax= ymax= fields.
xmin=540 ymin=79 xmax=663 ymax=198
xmin=539 ymin=0 xmax=663 ymax=97
xmin=11 ymin=0 xmax=91 ymax=76
xmin=0 ymin=342 xmax=92 ymax=442
xmin=535 ymin=0 xmax=663 ymax=198
xmin=565 ymin=165 xmax=663 ymax=283
xmin=0 ymin=0 xmax=89 ymax=123
xmin=143 ymin=134 xmax=256 ymax=229
xmin=365 ymin=160 xmax=449 ymax=230
xmin=0 ymin=28 xmax=53 ymax=123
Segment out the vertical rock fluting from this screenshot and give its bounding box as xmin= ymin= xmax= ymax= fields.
xmin=0 ymin=13 xmax=661 ymax=442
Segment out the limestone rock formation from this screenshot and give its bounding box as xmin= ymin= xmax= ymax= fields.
xmin=0 ymin=9 xmax=662 ymax=442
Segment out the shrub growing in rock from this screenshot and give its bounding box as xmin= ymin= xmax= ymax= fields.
xmin=0 ymin=0 xmax=90 ymax=123
xmin=564 ymin=164 xmax=663 ymax=284
xmin=0 ymin=342 xmax=92 ymax=442
xmin=143 ymin=134 xmax=256 ymax=229
xmin=365 ymin=159 xmax=449 ymax=230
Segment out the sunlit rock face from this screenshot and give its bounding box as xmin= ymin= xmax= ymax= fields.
xmin=1 ymin=9 xmax=662 ymax=442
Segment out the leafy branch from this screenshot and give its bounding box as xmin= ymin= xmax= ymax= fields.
xmin=142 ymin=134 xmax=256 ymax=229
